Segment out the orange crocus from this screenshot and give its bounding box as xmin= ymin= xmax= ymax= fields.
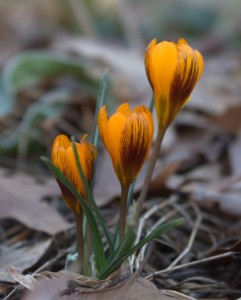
xmin=51 ymin=134 xmax=97 ymax=214
xmin=145 ymin=38 xmax=204 ymax=128
xmin=98 ymin=103 xmax=153 ymax=188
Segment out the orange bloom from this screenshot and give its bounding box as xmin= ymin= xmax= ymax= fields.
xmin=52 ymin=134 xmax=97 ymax=214
xmin=98 ymin=103 xmax=153 ymax=187
xmin=145 ymin=38 xmax=204 ymax=128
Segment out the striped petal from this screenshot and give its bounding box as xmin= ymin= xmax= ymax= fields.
xmin=145 ymin=38 xmax=203 ymax=128
xmin=98 ymin=104 xmax=153 ymax=187
xmin=51 ymin=134 xmax=96 ymax=215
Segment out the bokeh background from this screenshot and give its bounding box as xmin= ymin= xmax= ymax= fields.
xmin=0 ymin=0 xmax=240 ymax=172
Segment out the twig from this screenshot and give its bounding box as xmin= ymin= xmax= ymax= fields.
xmin=145 ymin=251 xmax=237 ymax=279
xmin=131 ymin=196 xmax=178 ymax=269
xmin=167 ymin=206 xmax=202 ymax=269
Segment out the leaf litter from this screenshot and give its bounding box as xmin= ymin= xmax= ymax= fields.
xmin=0 ymin=169 xmax=72 ymax=235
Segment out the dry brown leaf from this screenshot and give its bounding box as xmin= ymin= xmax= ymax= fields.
xmin=7 ymin=268 xmax=37 ymax=289
xmin=22 ymin=275 xmax=67 ymax=300
xmin=23 ymin=275 xmax=181 ymax=300
xmin=188 ymin=54 xmax=241 ymax=115
xmin=0 ymin=238 xmax=51 ymax=283
xmin=208 ymin=105 xmax=241 ymax=134
xmin=149 ymin=161 xmax=182 ymax=194
xmin=0 ymin=169 xmax=71 ymax=235
xmin=183 ymin=175 xmax=241 ymax=217
xmin=162 ymin=290 xmax=197 ymax=300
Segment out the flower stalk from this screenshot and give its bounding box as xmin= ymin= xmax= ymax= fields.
xmin=75 ymin=212 xmax=84 ymax=273
xmin=136 ymin=125 xmax=166 ymax=221
xmin=119 ymin=184 xmax=130 ymax=240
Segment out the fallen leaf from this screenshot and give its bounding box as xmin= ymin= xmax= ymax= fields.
xmin=149 ymin=161 xmax=182 ymax=194
xmin=183 ymin=175 xmax=241 ymax=217
xmin=188 ymin=54 xmax=241 ymax=115
xmin=162 ymin=290 xmax=197 ymax=300
xmin=23 ymin=275 xmax=178 ymax=300
xmin=0 ymin=168 xmax=72 ymax=235
xmin=0 ymin=238 xmax=51 ymax=283
xmin=7 ymin=268 xmax=37 ymax=289
xmin=208 ymin=105 xmax=241 ymax=134
xmin=22 ymin=275 xmax=67 ymax=300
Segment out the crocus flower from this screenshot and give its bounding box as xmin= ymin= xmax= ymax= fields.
xmin=98 ymin=103 xmax=153 ymax=188
xmin=145 ymin=38 xmax=204 ymax=128
xmin=52 ymin=134 xmax=97 ymax=215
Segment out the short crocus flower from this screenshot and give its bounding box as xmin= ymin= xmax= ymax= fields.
xmin=52 ymin=134 xmax=97 ymax=215
xmin=98 ymin=103 xmax=154 ymax=188
xmin=145 ymin=38 xmax=204 ymax=128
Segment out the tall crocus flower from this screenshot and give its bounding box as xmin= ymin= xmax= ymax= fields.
xmin=52 ymin=134 xmax=97 ymax=272
xmin=51 ymin=134 xmax=97 ymax=214
xmin=98 ymin=103 xmax=153 ymax=239
xmin=145 ymin=38 xmax=204 ymax=128
xmin=136 ymin=39 xmax=204 ymax=221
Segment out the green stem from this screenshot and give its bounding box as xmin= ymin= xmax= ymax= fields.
xmin=75 ymin=211 xmax=84 ymax=274
xmin=83 ymin=216 xmax=91 ymax=276
xmin=86 ymin=222 xmax=92 ymax=269
xmin=119 ymin=184 xmax=129 ymax=241
xmin=136 ymin=126 xmax=166 ymax=221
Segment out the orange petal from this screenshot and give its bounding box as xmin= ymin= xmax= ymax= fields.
xmin=146 ymin=41 xmax=178 ymax=124
xmin=51 ymin=134 xmax=71 ymax=165
xmin=144 ymin=39 xmax=157 ymax=89
xmin=116 ymin=103 xmax=131 ymax=117
xmin=169 ymin=41 xmax=204 ymax=121
xmin=150 ymin=41 xmax=177 ymax=101
xmin=106 ymin=112 xmax=127 ymax=171
xmin=133 ymin=106 xmax=153 ymax=137
xmin=98 ymin=105 xmax=109 ymax=149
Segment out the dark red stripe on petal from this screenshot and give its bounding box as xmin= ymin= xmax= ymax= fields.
xmin=119 ymin=113 xmax=152 ymax=186
xmin=170 ymin=49 xmax=200 ymax=112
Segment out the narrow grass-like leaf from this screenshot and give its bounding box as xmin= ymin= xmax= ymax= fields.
xmin=105 ymin=229 xmax=135 ymax=267
xmin=91 ymin=70 xmax=109 ymax=192
xmin=41 ymin=157 xmax=106 ymax=274
xmin=98 ymin=218 xmax=184 ymax=279
xmin=71 ymin=139 xmax=114 ymax=254
xmin=91 ymin=69 xmax=109 ymax=148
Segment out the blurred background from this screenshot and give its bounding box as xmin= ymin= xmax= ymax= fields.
xmin=0 ymin=0 xmax=240 ymax=172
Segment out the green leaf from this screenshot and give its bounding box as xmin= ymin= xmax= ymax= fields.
xmin=98 ymin=218 xmax=184 ymax=279
xmin=0 ymin=50 xmax=99 ymax=153
xmin=0 ymin=89 xmax=71 ymax=154
xmin=3 ymin=50 xmax=98 ymax=98
xmin=41 ymin=157 xmax=106 ymax=274
xmin=71 ymin=139 xmax=114 ymax=254
xmin=90 ymin=69 xmax=109 ymax=191
xmin=91 ymin=69 xmax=109 ymax=148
